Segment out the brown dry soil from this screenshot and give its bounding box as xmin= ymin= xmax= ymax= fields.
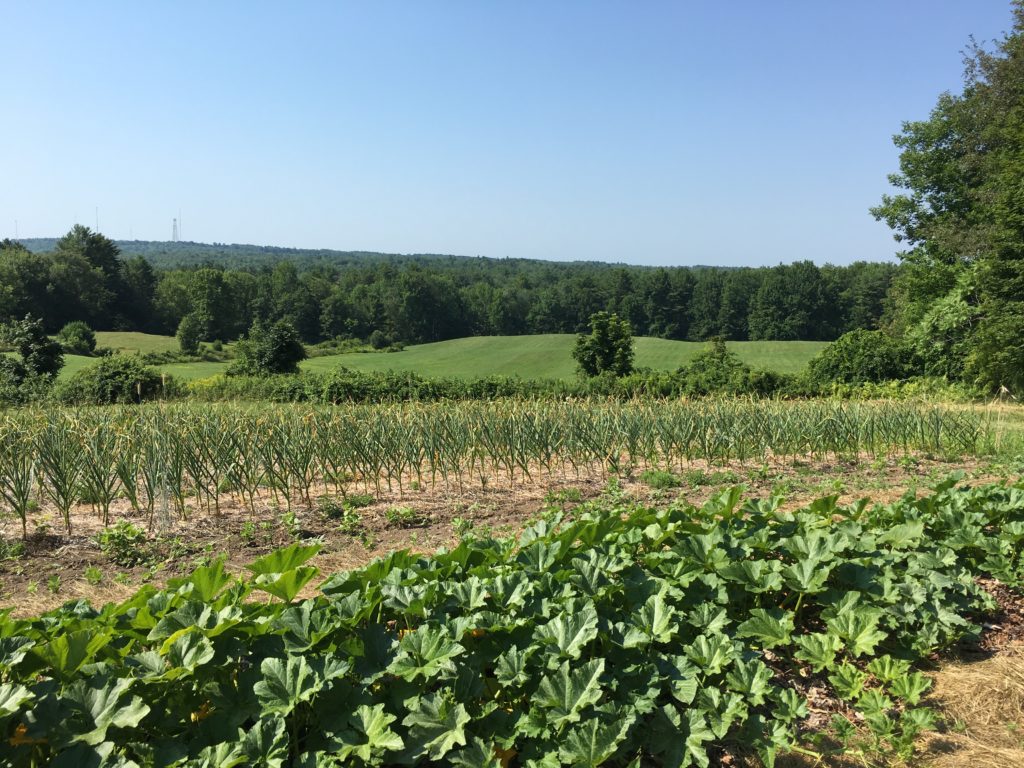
xmin=0 ymin=451 xmax=1021 ymax=767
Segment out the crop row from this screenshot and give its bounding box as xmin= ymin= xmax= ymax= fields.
xmin=1 ymin=478 xmax=1022 ymax=766
xmin=0 ymin=400 xmax=987 ymax=534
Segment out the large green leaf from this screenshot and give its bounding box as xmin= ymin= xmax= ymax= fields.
xmin=623 ymin=591 xmax=676 ymax=648
xmin=0 ymin=682 xmax=32 ymax=718
xmin=62 ymin=677 xmax=151 ymax=747
xmin=781 ymin=559 xmax=830 ymax=594
xmin=164 ymin=629 xmax=215 ymax=675
xmin=534 ymin=659 xmax=605 ymax=728
xmin=450 ymin=736 xmax=502 ymax=768
xmin=242 ymin=716 xmax=288 ymax=768
xmin=826 ymin=610 xmax=887 ymax=657
xmin=735 ymin=609 xmax=794 ymax=649
xmin=387 ymin=625 xmax=465 ymax=682
xmin=534 ymin=602 xmax=599 ymax=659
xmin=793 ymin=632 xmax=842 ymax=672
xmin=329 ymin=703 xmax=404 ymax=762
xmin=402 ymin=692 xmax=470 ymax=761
xmin=558 ymin=714 xmax=635 ymax=766
xmin=247 ymin=542 xmax=321 ymax=575
xmin=254 ymin=656 xmax=322 ymax=715
xmin=724 ymin=658 xmax=772 ymax=706
xmin=719 ymin=560 xmax=783 ymax=593
xmin=32 ymin=629 xmax=111 ymax=680
xmin=495 ymin=645 xmax=535 ymax=687
xmin=187 ymin=557 xmax=233 ymax=602
xmin=683 ymin=633 xmax=734 ymax=675
xmin=254 ymin=567 xmax=321 ymax=603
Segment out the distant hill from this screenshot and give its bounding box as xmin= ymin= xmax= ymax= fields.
xmin=18 ymin=238 xmax=657 ymax=271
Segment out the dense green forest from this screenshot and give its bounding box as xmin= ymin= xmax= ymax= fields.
xmin=3 ymin=232 xmax=896 ymax=345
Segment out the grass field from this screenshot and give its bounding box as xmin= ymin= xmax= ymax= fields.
xmin=56 ymin=334 xmax=829 ymax=382
xmin=302 ymin=335 xmax=828 ymax=379
xmin=93 ymin=331 xmax=180 ymax=355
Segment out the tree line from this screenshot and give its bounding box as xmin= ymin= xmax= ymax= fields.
xmin=1 ymin=228 xmax=896 ymax=347
xmin=869 ymin=1 xmax=1024 ymax=394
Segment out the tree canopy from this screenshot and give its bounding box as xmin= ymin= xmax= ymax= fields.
xmin=573 ymin=312 xmax=635 ymax=377
xmin=872 ymin=2 xmax=1024 ymax=392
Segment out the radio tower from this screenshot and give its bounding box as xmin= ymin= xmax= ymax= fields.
xmin=172 ymin=218 xmax=179 ymax=242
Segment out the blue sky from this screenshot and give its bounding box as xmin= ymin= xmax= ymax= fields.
xmin=1 ymin=1 xmax=1014 ymax=266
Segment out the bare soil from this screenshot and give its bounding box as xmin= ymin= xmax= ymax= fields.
xmin=0 ymin=453 xmax=1009 ymax=616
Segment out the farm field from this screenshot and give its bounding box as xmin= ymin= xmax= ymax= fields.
xmin=93 ymin=331 xmax=181 ymax=355
xmin=0 ymin=398 xmax=1020 ymax=766
xmin=304 ymin=335 xmax=829 ymax=379
xmin=1 ymin=454 xmax=1022 ymax=766
xmin=55 ymin=335 xmax=830 ymax=382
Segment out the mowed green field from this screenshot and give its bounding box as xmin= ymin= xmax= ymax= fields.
xmin=94 ymin=331 xmax=180 ymax=355
xmin=305 ymin=335 xmax=826 ymax=380
xmin=57 ymin=334 xmax=828 ymax=382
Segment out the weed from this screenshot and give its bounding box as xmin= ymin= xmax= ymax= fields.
xmin=47 ymin=575 xmax=61 ymax=594
xmin=240 ymin=521 xmax=258 ymax=546
xmin=384 ymin=506 xmax=426 ymax=528
xmin=280 ymin=510 xmax=302 ymax=540
xmin=336 ymin=508 xmax=363 ymax=536
xmin=344 ymin=493 xmax=375 ymax=509
xmin=0 ymin=538 xmax=25 ymax=561
xmin=640 ymin=470 xmax=681 ymax=489
xmin=84 ymin=566 xmax=103 ymax=585
xmin=95 ymin=521 xmax=152 ymax=567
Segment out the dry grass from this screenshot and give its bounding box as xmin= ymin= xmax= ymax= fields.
xmin=920 ymin=644 xmax=1024 ymax=768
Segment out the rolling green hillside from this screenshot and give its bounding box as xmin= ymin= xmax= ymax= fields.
xmin=57 ymin=334 xmax=827 ymax=383
xmin=93 ymin=332 xmax=182 ymax=355
xmin=302 ymin=336 xmax=827 ymax=380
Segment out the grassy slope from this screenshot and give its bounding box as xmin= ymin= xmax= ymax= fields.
xmin=93 ymin=332 xmax=180 ymax=355
xmin=303 ymin=335 xmax=827 ymax=379
xmin=59 ymin=334 xmax=828 ymax=382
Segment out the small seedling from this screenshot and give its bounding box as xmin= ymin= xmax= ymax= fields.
xmin=385 ymin=506 xmax=426 ymax=528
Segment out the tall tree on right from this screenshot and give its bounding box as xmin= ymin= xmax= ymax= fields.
xmin=871 ymin=3 xmax=1024 ymax=392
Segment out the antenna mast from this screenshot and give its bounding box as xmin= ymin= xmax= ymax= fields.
xmin=172 ymin=218 xmax=179 ymax=242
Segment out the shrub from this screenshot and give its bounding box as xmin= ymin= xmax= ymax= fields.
xmin=677 ymin=338 xmax=750 ymax=395
xmin=573 ymin=312 xmax=635 ymax=377
xmin=53 ymin=356 xmax=173 ymax=404
xmin=3 ymin=315 xmax=63 ymax=378
xmin=807 ymin=329 xmax=913 ymax=385
xmin=368 ymin=330 xmax=391 ymax=350
xmin=228 ymin=320 xmax=307 ymax=376
xmin=56 ymin=321 xmax=97 ymax=355
xmin=176 ymin=313 xmax=204 ymax=355
xmin=95 ymin=521 xmax=151 ymax=567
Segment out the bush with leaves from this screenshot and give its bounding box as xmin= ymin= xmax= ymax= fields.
xmin=53 ymin=356 xmax=172 ymax=404
xmin=676 ymin=338 xmax=750 ymax=395
xmin=573 ymin=311 xmax=635 ymax=377
xmin=2 ymin=315 xmax=63 ymax=379
xmin=55 ymin=320 xmax=97 ymax=356
xmin=228 ymin=319 xmax=308 ymax=376
xmin=807 ymin=329 xmax=913 ymax=386
xmin=176 ymin=313 xmax=205 ymax=356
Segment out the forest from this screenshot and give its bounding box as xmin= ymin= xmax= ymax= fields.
xmin=3 ymin=232 xmax=895 ymax=346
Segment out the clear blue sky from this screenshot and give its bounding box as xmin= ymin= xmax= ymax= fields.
xmin=1 ymin=1 xmax=1014 ymax=266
